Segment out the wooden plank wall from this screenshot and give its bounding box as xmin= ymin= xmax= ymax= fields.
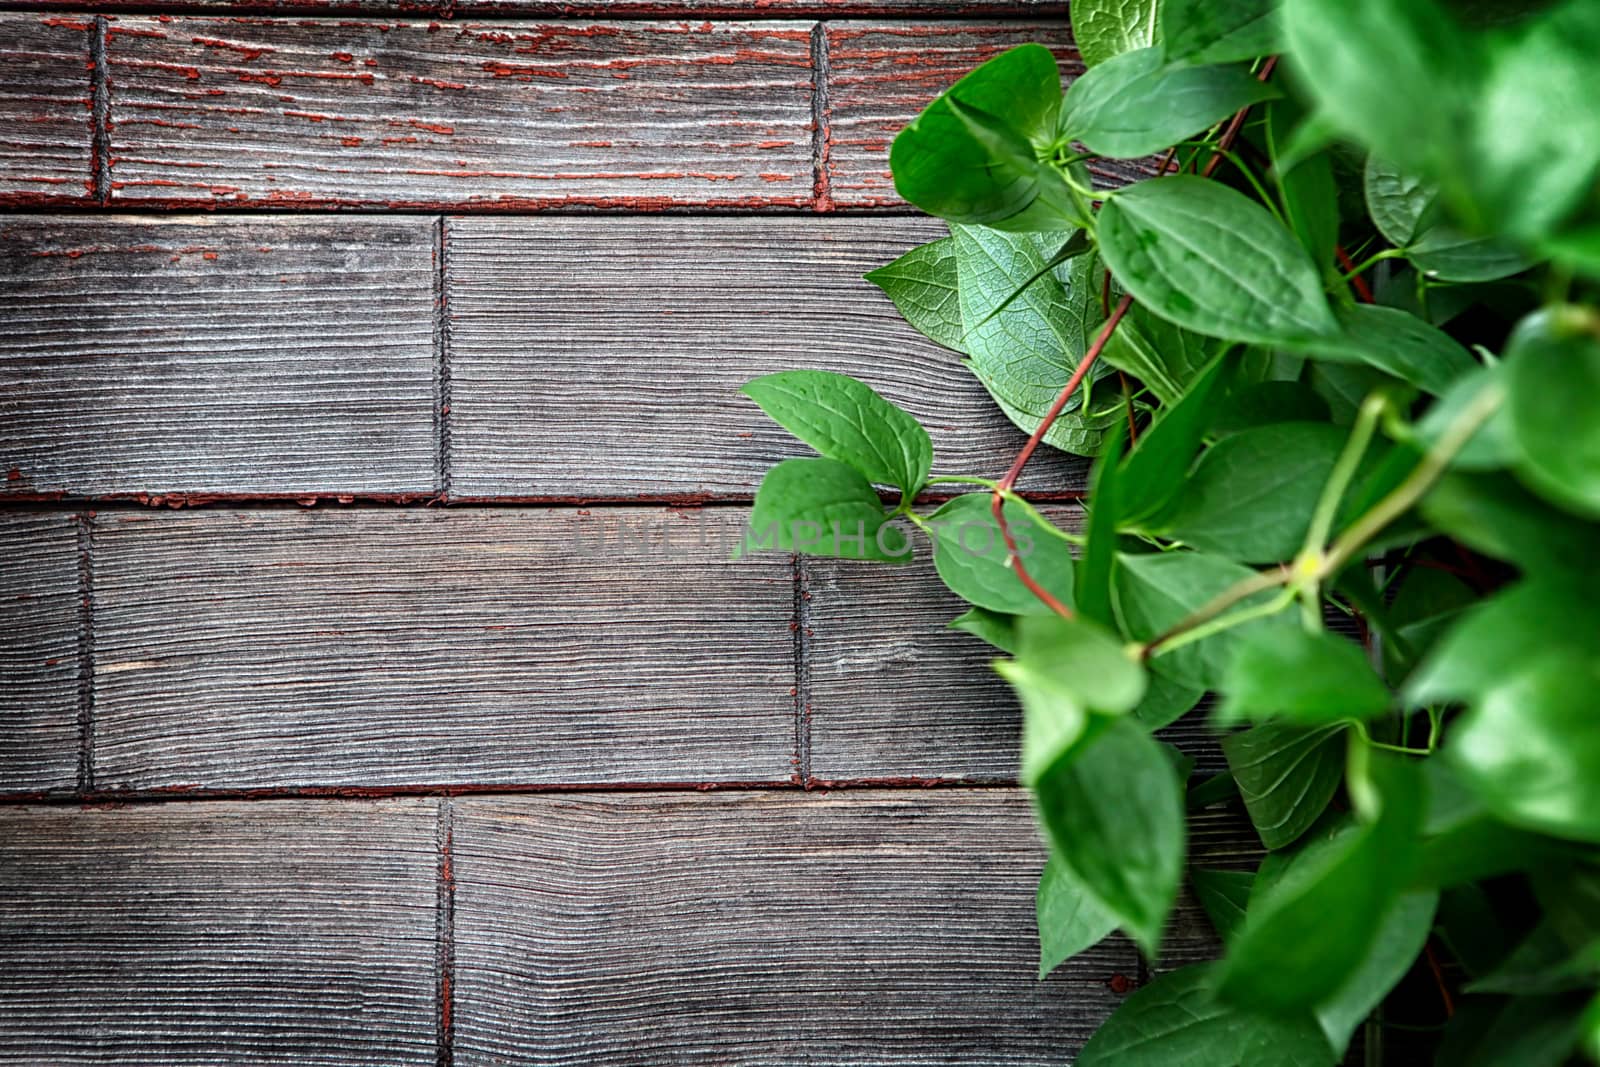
xmin=0 ymin=2 xmax=1240 ymax=1061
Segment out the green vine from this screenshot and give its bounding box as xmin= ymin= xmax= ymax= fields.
xmin=738 ymin=0 xmax=1600 ymax=1061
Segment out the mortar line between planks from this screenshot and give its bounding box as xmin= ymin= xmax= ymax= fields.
xmin=436 ymin=796 xmax=456 ymax=1067
xmin=74 ymin=511 xmax=96 ymax=794
xmin=89 ymin=16 xmax=110 ymax=205
xmin=809 ymin=21 xmax=833 ymax=212
xmin=434 ymin=215 xmax=453 ymax=502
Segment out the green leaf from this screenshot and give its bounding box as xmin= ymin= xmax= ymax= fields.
xmin=1165 ymin=422 xmax=1347 ymax=563
xmin=998 ymin=657 xmax=1093 ymax=788
xmin=1365 ymin=158 xmax=1534 ymax=284
xmin=1222 ymin=722 xmax=1347 ymax=849
xmin=1121 ymin=354 xmax=1233 ymax=526
xmin=1416 ymin=758 xmax=1579 ymax=888
xmin=1422 ymin=471 xmax=1597 ymax=575
xmin=864 ymin=237 xmax=965 ymax=353
xmin=742 ymin=371 xmax=933 ymax=498
xmin=1191 ymin=867 xmax=1255 ymax=943
xmin=1467 ymin=919 xmax=1600 ymax=997
xmin=1076 ymin=964 xmax=1336 ymax=1066
xmin=1406 ymin=576 xmax=1600 ymax=706
xmin=952 ymin=227 xmax=1118 ymax=457
xmin=1413 ymin=365 xmax=1515 ymax=471
xmin=1506 ymin=306 xmax=1600 ymax=518
xmin=1015 ymin=613 xmax=1147 ymax=714
xmin=1303 ymin=303 xmax=1477 ymax=396
xmin=1037 ymin=857 xmax=1119 ymax=978
xmin=1314 ymin=890 xmax=1439 ymax=1055
xmin=1098 ymin=177 xmax=1339 ymax=345
xmin=1282 ymin=0 xmax=1475 ymax=181
xmin=947 ymin=607 xmax=1018 ymax=654
xmin=1410 ymin=224 xmax=1537 ymax=283
xmin=1133 ymin=672 xmax=1205 ymax=730
xmin=747 ymin=458 xmax=909 ymax=562
xmin=1216 ymin=757 xmax=1424 ymax=1013
xmin=1450 ymin=650 xmax=1600 ymax=844
xmin=890 ymin=45 xmax=1077 ymax=230
xmin=1268 ymin=101 xmax=1339 ymax=269
xmin=1363 ymin=153 xmax=1436 ymax=247
xmin=1114 ymin=550 xmax=1293 ymax=690
xmin=1100 ymin=302 xmax=1220 ymax=408
xmin=1214 ymin=380 xmax=1330 ymax=436
xmin=1163 ymin=0 xmax=1282 ymax=64
xmin=1468 ymin=1 xmax=1600 ymax=240
xmin=1033 ymin=716 xmax=1185 ymax=955
xmin=1072 ymin=0 xmax=1162 ymax=67
xmin=927 ymin=493 xmax=1075 ymax=615
xmin=1219 ymin=626 xmax=1390 ymax=726
xmin=1078 ymin=427 xmax=1125 ymax=626
xmin=1437 ymin=991 xmax=1592 ymax=1067
xmin=1061 ymin=47 xmax=1278 ymax=159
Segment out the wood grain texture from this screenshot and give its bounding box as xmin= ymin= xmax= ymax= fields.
xmin=0 ymin=14 xmax=95 ymax=205
xmin=803 ymin=509 xmax=1231 ymax=782
xmin=805 ymin=509 xmax=1078 ymax=782
xmin=0 ymin=799 xmax=438 ymax=1065
xmin=446 ymin=216 xmax=1089 ymax=498
xmin=0 ymin=216 xmax=437 ymax=499
xmin=89 ymin=507 xmax=796 ymax=789
xmin=0 ymin=512 xmax=82 ymax=794
xmin=451 ymin=790 xmax=1136 ymax=1065
xmin=822 ymin=22 xmax=1159 ymax=208
xmin=17 ymin=0 xmax=1064 ymax=15
xmin=103 ymin=17 xmax=814 ymax=208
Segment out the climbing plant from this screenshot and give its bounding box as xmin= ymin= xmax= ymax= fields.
xmin=740 ymin=0 xmax=1600 ymax=1061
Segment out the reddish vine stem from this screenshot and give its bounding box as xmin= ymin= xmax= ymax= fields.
xmin=1424 ymin=942 xmax=1456 ymax=1018
xmin=992 ymin=60 xmax=1279 ymax=616
xmin=1336 ymin=245 xmax=1378 ymax=304
xmin=990 ymin=295 xmax=1133 ymax=618
xmin=1201 ymin=55 xmax=1278 ymax=179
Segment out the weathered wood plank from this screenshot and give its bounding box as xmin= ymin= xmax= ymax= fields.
xmin=0 ymin=216 xmax=437 ymax=499
xmin=0 ymin=798 xmax=438 ymax=1065
xmin=0 ymin=512 xmax=82 ymax=794
xmin=104 ymin=17 xmax=814 ymax=208
xmin=0 ymin=14 xmax=96 ymax=205
xmin=822 ymin=22 xmax=1159 ymax=208
xmin=90 ymin=507 xmax=795 ymax=789
xmin=20 ymin=0 xmax=1063 ymax=15
xmin=452 ymin=790 xmax=1136 ymax=1065
xmin=446 ymin=216 xmax=1089 ymax=498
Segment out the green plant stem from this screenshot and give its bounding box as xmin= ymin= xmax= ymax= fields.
xmin=922 ymin=477 xmax=1085 ymax=545
xmin=1322 ymin=379 xmax=1506 ymax=576
xmin=1336 ymin=247 xmax=1406 ymax=286
xmin=1140 ymin=380 xmax=1505 ymax=661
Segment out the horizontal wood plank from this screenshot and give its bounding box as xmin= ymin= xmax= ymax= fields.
xmin=0 ymin=799 xmax=438 ymax=1065
xmin=0 ymin=216 xmax=437 ymax=498
xmin=0 ymin=512 xmax=82 ymax=793
xmin=16 ymin=1 xmax=1063 ymax=15
xmin=446 ymin=216 xmax=1089 ymax=498
xmin=104 ymin=17 xmax=814 ymax=208
xmin=0 ymin=14 xmax=95 ymax=205
xmin=822 ymin=22 xmax=1158 ymax=208
xmin=452 ymin=790 xmax=1136 ymax=1064
xmin=89 ymin=507 xmax=796 ymax=789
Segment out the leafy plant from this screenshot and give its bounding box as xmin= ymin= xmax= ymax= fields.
xmin=740 ymin=0 xmax=1600 ymax=1061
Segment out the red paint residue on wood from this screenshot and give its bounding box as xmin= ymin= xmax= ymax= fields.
xmin=192 ymin=37 xmax=274 ymax=61
xmin=481 ymin=61 xmax=568 ymax=80
xmin=106 ymin=25 xmax=167 ymax=42
xmin=330 ymin=51 xmax=355 ymax=62
xmin=759 ymin=173 xmax=795 ymax=183
xmin=42 ymin=16 xmax=92 ymax=31
xmin=410 ymin=75 xmax=467 ymax=90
